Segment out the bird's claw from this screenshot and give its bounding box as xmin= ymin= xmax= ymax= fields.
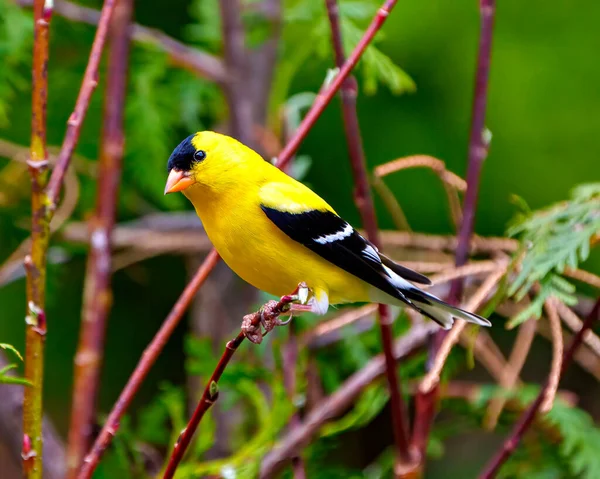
xmin=242 ymin=312 xmax=263 ymax=344
xmin=241 ymin=283 xmax=310 ymax=344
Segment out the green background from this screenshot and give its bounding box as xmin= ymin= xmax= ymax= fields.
xmin=0 ymin=0 xmax=598 ymax=476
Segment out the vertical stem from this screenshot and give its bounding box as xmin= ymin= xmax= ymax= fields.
xmin=479 ymin=297 xmax=600 ymax=479
xmin=324 ymin=0 xmax=413 ymax=466
xmin=449 ymin=0 xmax=495 ymax=298
xmin=23 ymin=1 xmax=52 ymax=477
xmin=66 ymin=1 xmax=133 ymax=476
xmin=412 ymin=0 xmax=496 ymax=463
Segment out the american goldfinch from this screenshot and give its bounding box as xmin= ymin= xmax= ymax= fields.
xmin=164 ymin=131 xmax=490 ymax=329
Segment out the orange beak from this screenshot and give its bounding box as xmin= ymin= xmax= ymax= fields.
xmin=164 ymin=169 xmax=195 ymax=195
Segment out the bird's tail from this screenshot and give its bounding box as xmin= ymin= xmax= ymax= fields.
xmin=375 ymin=264 xmax=491 ymax=330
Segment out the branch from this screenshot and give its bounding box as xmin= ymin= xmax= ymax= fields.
xmin=22 ymin=0 xmax=52 ymax=477
xmin=260 ymin=322 xmax=437 ymax=478
xmin=14 ymin=0 xmax=227 ymax=83
xmin=162 ymin=293 xmax=299 ymax=479
xmin=540 ymin=298 xmax=563 ymax=413
xmin=79 ymin=0 xmax=403 ymax=473
xmin=66 ymin=0 xmax=133 ymax=476
xmin=0 ymin=352 xmax=66 ymax=479
xmin=46 ymin=0 xmax=119 ymax=207
xmin=479 ymin=297 xmax=600 ymax=479
xmin=77 ymin=249 xmax=220 ymax=479
xmin=324 ymin=0 xmax=414 ymax=468
xmin=412 ymin=0 xmax=496 ymax=461
xmin=276 ymin=0 xmax=400 ymax=170
xmin=483 ymin=317 xmax=537 ymax=430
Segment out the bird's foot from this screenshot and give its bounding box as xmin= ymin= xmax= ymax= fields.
xmin=241 ymin=283 xmax=310 ymax=344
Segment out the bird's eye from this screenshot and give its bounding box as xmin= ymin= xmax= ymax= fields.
xmin=194 ymin=150 xmax=207 ymax=162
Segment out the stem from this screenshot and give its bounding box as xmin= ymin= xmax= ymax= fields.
xmin=77 ymin=249 xmax=220 ymax=479
xmin=324 ymin=0 xmax=413 ymax=466
xmin=66 ymin=1 xmax=133 ymax=476
xmin=79 ymin=0 xmax=400 ymax=472
xmin=448 ymin=0 xmax=495 ymax=300
xmin=45 ymin=0 xmax=119 ymax=208
xmin=276 ymin=0 xmax=400 ymax=170
xmin=479 ymin=297 xmax=600 ymax=479
xmin=23 ymin=1 xmax=52 ymax=477
xmin=162 ymin=295 xmax=296 ymax=479
xmin=260 ymin=322 xmax=436 ymax=477
xmin=412 ymin=0 xmax=496 ymax=461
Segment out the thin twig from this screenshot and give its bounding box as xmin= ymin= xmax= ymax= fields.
xmin=541 ymin=298 xmax=563 ymax=413
xmin=324 ymin=0 xmax=413 ymax=467
xmin=80 ymin=1 xmax=404 ymax=472
xmin=66 ymin=1 xmax=133 ymax=476
xmin=555 ymin=300 xmax=600 ymax=356
xmin=14 ymin=0 xmax=227 ymax=82
xmin=162 ymin=294 xmax=298 ymax=479
xmin=260 ymin=322 xmax=437 ymax=478
xmin=412 ymin=0 xmax=496 ymax=460
xmin=276 ymin=0 xmax=400 ymax=171
xmin=564 ymin=267 xmax=600 ymax=290
xmin=22 ymin=2 xmax=52 ymax=476
xmin=419 ymin=264 xmax=506 ymax=393
xmin=479 ymin=297 xmax=600 ymax=479
xmin=45 ymin=0 xmax=119 ymax=207
xmin=371 ymin=175 xmax=412 ymax=231
xmin=374 ymin=155 xmax=467 ymax=191
xmin=484 ymin=317 xmax=536 ymax=430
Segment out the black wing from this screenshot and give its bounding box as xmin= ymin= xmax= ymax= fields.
xmin=260 ymin=206 xmax=427 ymax=302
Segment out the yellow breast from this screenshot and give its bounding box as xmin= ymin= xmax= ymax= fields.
xmin=185 ymin=184 xmax=368 ymax=304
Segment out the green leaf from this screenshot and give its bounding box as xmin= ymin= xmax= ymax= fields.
xmin=506 ymin=183 xmax=600 ymax=324
xmin=0 ymin=343 xmax=24 ymax=361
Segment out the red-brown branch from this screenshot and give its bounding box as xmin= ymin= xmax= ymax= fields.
xmin=412 ymin=0 xmax=496 ymax=462
xmin=45 ymin=0 xmax=119 ymax=208
xmin=162 ymin=295 xmax=297 ymax=479
xmin=479 ymin=297 xmax=600 ymax=479
xmin=22 ymin=1 xmax=52 ymax=477
xmin=79 ymin=0 xmax=401 ymax=473
xmin=66 ymin=1 xmax=133 ymax=476
xmin=324 ymin=0 xmax=413 ymax=468
xmin=276 ymin=0 xmax=400 ymax=171
xmin=77 ymin=250 xmax=220 ymax=479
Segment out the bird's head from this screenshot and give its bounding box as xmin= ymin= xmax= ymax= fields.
xmin=164 ymin=131 xmax=257 ymax=195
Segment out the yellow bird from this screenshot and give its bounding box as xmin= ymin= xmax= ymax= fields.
xmin=164 ymin=131 xmax=490 ymax=329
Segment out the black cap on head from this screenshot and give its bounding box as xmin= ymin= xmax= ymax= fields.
xmin=167 ymin=134 xmax=196 ymax=172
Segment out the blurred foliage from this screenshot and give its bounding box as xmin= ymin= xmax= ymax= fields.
xmin=473 ymin=386 xmax=600 ymax=479
xmin=0 ymin=342 xmax=29 ymax=385
xmin=507 ymin=183 xmax=600 ymax=326
xmin=0 ymin=0 xmax=599 ymax=478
